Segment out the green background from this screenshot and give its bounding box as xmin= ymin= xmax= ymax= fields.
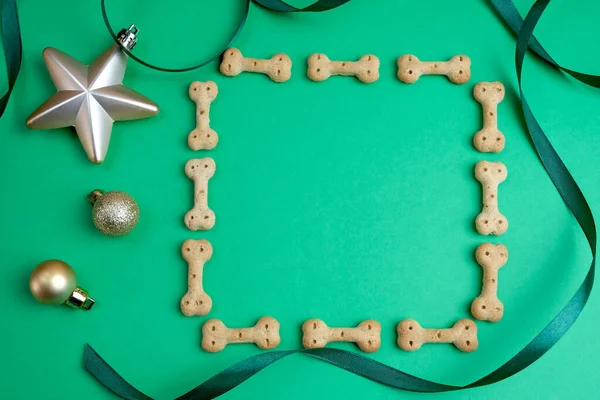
xmin=1 ymin=0 xmax=599 ymax=398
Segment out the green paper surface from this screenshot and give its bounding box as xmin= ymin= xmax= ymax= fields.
xmin=1 ymin=0 xmax=599 ymax=398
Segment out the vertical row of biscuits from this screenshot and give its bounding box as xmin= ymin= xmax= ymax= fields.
xmin=187 ymin=77 xmax=283 ymax=352
xmin=472 ymin=80 xmax=509 ymax=323
xmin=181 ymin=82 xmax=219 ymax=318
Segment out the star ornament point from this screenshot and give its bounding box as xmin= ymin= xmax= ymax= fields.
xmin=26 ymin=46 xmax=159 ymax=164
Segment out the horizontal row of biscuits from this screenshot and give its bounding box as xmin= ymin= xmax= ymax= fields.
xmin=201 ymin=316 xmax=478 ymax=353
xmin=220 ymin=48 xmax=471 ymax=84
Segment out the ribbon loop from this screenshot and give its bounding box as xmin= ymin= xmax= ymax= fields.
xmin=100 ymin=0 xmax=351 ymax=73
xmin=490 ymin=0 xmax=600 ymax=88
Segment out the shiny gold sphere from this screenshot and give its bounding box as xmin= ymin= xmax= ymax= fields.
xmin=30 ymin=260 xmax=77 ymax=305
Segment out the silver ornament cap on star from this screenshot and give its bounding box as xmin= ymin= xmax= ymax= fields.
xmin=88 ymin=189 xmax=140 ymax=236
xmin=26 ymin=25 xmax=158 ymax=164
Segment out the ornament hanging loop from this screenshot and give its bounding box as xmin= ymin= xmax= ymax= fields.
xmin=117 ymin=24 xmax=138 ymax=50
xmin=87 ymin=189 xmax=104 ymax=205
xmin=101 ymin=0 xmax=251 ymax=72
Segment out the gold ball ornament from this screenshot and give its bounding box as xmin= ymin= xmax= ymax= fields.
xmin=29 ymin=260 xmax=95 ymax=310
xmin=88 ymin=190 xmax=140 ymax=236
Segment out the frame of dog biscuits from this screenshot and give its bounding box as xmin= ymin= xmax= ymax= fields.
xmin=181 ymin=50 xmax=508 ymax=353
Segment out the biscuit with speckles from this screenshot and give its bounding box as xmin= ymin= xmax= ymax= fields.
xmin=473 ymin=81 xmax=505 ymax=152
xmin=180 ymin=239 xmax=212 ymax=316
xmin=397 ymin=319 xmax=478 ymax=352
xmin=307 ymin=53 xmax=379 ymax=83
xmin=397 ymin=54 xmax=471 ymax=84
xmin=188 ymin=81 xmax=218 ymax=151
xmin=475 ymin=161 xmax=508 ymax=236
xmin=185 ymin=158 xmax=215 ymax=231
xmin=220 ymin=48 xmax=291 ymax=82
xmin=302 ymin=319 xmax=381 ymax=352
xmin=202 ymin=317 xmax=280 ymax=352
xmin=471 ymin=243 xmax=508 ymax=322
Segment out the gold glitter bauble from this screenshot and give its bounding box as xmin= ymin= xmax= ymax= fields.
xmin=88 ymin=190 xmax=139 ymax=236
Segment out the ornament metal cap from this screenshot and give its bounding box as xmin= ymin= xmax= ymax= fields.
xmin=29 ymin=260 xmax=95 ymax=310
xmin=87 ymin=189 xmax=105 ymax=205
xmin=66 ymin=286 xmax=95 ymax=310
xmin=117 ymin=24 xmax=138 ymax=51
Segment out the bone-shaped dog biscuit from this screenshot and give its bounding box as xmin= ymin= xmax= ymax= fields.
xmin=475 ymin=161 xmax=508 ymax=236
xmin=397 ymin=54 xmax=471 ymax=84
xmin=473 ymin=82 xmax=505 ymax=152
xmin=307 ymin=53 xmax=380 ymax=83
xmin=471 ymin=243 xmax=508 ymax=322
xmin=397 ymin=319 xmax=478 ymax=352
xmin=220 ymin=48 xmax=292 ymax=83
xmin=185 ymin=158 xmax=216 ymax=231
xmin=180 ymin=239 xmax=212 ymax=316
xmin=302 ymin=319 xmax=381 ymax=353
xmin=202 ymin=317 xmax=280 ymax=352
xmin=188 ymin=81 xmax=218 ymax=151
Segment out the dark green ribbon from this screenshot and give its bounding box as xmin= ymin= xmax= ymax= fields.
xmin=100 ymin=0 xmax=251 ymax=72
xmin=0 ymin=0 xmax=595 ymax=398
xmin=489 ymin=0 xmax=600 ymax=87
xmin=83 ymin=0 xmax=597 ymax=398
xmin=100 ymin=0 xmax=350 ymax=72
xmin=0 ymin=0 xmax=21 ymax=118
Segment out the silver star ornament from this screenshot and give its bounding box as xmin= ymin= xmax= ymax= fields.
xmin=26 ymin=26 xmax=158 ymax=164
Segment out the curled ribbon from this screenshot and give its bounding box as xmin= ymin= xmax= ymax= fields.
xmin=0 ymin=0 xmax=596 ymax=398
xmin=490 ymin=0 xmax=600 ymax=87
xmin=101 ymin=0 xmax=351 ymax=72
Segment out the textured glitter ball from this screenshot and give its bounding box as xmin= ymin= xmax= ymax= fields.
xmin=88 ymin=190 xmax=139 ymax=236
